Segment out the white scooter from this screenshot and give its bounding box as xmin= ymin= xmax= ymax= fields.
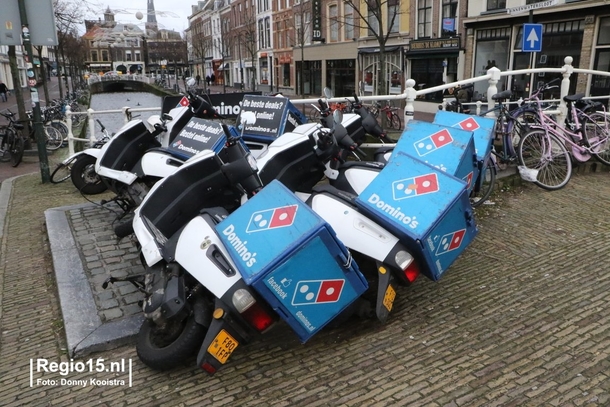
xmin=105 ymin=111 xmax=419 ymax=375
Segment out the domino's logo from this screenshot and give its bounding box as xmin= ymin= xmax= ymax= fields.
xmin=436 ymin=229 xmax=467 ymax=255
xmin=177 ymin=96 xmax=190 ymax=107
xmin=414 ymin=129 xmax=453 ymax=156
xmin=463 ymin=171 xmax=473 ymax=189
xmin=392 ymin=173 xmax=440 ymax=201
xmin=455 ymin=117 xmax=480 ymax=132
xmin=172 ymin=140 xmax=182 ymax=148
xmin=292 ymin=279 xmax=345 ymax=305
xmin=246 ymin=204 xmax=298 ymax=233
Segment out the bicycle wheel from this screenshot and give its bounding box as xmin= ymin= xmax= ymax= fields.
xmin=45 ymin=126 xmax=64 ymax=151
xmin=50 ymin=161 xmax=72 ymax=184
xmin=390 ymin=113 xmax=401 ymax=130
xmin=8 ymin=130 xmax=24 ymax=167
xmin=509 ymin=108 xmax=539 ymax=149
xmin=470 ymin=159 xmax=496 ymax=207
xmin=582 ymin=112 xmax=610 ymax=166
xmin=309 ymin=108 xmax=320 ymax=122
xmin=517 ymin=129 xmax=572 ymax=190
xmin=50 ymin=120 xmax=69 ymax=142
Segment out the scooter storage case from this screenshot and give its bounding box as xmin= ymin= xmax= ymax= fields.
xmin=354 ymin=151 xmax=477 ymax=281
xmin=216 ymin=180 xmax=368 ymax=342
xmin=433 ymin=110 xmax=496 ymax=162
xmin=167 ymin=118 xmax=227 ymax=159
xmin=394 ymin=120 xmax=479 ymax=192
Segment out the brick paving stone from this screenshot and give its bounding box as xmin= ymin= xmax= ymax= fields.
xmin=4 ymin=168 xmax=610 ymax=405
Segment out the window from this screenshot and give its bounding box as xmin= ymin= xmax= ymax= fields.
xmin=442 ymin=0 xmax=457 ymax=36
xmin=101 ymin=50 xmax=109 ymax=61
xmin=91 ymin=51 xmax=98 ymax=61
xmin=126 ymin=51 xmax=132 ymax=61
xmin=258 ymin=19 xmax=264 ymax=48
xmin=388 ymin=0 xmax=399 ymax=33
xmin=329 ymin=4 xmax=338 ymax=42
xmin=135 ymin=51 xmax=141 ymax=61
xmin=367 ymin=0 xmax=379 ymax=36
xmin=344 ymin=3 xmax=354 ymax=40
xmin=487 ymin=0 xmax=506 ymax=11
xmin=598 ymin=17 xmax=610 ymax=45
xmin=418 ymin=0 xmax=432 ymax=38
xmin=264 ymin=17 xmax=271 ymax=48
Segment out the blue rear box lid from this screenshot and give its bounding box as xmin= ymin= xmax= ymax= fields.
xmin=394 ymin=121 xmax=478 ymax=191
xmin=433 ymin=111 xmax=496 ymax=161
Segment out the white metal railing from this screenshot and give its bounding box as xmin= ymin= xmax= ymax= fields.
xmin=68 ymin=56 xmax=610 ymax=154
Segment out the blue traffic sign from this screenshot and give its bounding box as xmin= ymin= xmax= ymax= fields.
xmin=523 ymin=24 xmax=543 ymax=52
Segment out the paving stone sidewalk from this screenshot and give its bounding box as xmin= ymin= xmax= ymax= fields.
xmin=1 ymin=168 xmax=610 ymax=406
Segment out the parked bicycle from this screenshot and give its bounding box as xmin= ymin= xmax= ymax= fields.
xmin=0 ymin=110 xmax=64 ymax=152
xmin=517 ymin=83 xmax=610 ymax=190
xmin=0 ymin=117 xmax=25 ymax=167
xmin=50 ymin=119 xmax=111 ymax=184
xmin=369 ymin=101 xmax=401 ymax=130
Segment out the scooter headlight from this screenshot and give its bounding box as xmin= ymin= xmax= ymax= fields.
xmin=246 ymin=153 xmax=258 ymax=171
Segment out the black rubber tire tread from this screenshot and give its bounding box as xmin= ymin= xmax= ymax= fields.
xmin=470 ymin=159 xmax=496 ymax=208
xmin=517 ymin=129 xmax=572 ymax=191
xmin=50 ymin=163 xmax=71 ymax=184
xmin=390 ymin=114 xmax=401 ymax=130
xmin=136 ymin=315 xmax=206 ymax=371
xmin=70 ymin=155 xmax=108 ymax=194
xmin=114 ymin=219 xmax=134 ymax=238
xmin=582 ymin=112 xmax=610 ymax=166
xmin=9 ymin=130 xmax=24 ymax=167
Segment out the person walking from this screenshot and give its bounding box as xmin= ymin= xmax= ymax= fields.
xmin=0 ymin=81 xmax=8 ymax=103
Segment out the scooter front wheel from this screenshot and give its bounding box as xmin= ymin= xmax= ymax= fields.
xmin=70 ymin=155 xmax=108 ymax=194
xmin=136 ymin=314 xmax=206 ymax=371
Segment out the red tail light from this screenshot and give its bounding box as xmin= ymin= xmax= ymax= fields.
xmin=201 ymin=362 xmax=217 ymax=374
xmin=404 ymin=262 xmax=420 ymax=283
xmin=232 ymin=288 xmax=275 ymax=332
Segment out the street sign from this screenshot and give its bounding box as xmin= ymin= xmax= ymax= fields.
xmin=508 ymin=0 xmax=557 ymax=15
xmin=522 ymin=24 xmax=543 ymax=52
xmin=0 ymin=0 xmax=58 ymax=46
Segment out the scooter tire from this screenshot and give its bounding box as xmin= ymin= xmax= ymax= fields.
xmin=114 ymin=217 xmax=134 ymax=238
xmin=136 ymin=315 xmax=206 ymax=371
xmin=70 ymin=155 xmax=108 ymax=195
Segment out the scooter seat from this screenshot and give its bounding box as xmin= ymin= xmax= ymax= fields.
xmin=339 ymin=160 xmax=386 ymax=171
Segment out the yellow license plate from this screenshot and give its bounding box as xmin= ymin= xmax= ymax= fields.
xmin=383 ymin=285 xmax=396 ymax=312
xmin=208 ymin=329 xmax=239 ymax=364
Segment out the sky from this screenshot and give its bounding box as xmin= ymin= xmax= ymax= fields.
xmin=83 ymin=1 xmax=194 ymax=34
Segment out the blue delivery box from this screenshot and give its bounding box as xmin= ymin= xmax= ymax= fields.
xmin=394 ymin=121 xmax=479 ymax=193
xmin=433 ymin=110 xmax=496 ymax=163
xmin=216 ymin=180 xmax=368 ymax=342
xmin=355 ymin=151 xmax=477 ymax=281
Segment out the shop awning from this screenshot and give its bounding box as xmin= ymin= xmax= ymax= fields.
xmin=358 ymin=46 xmax=400 ymax=54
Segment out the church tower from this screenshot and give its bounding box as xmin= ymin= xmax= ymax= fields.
xmin=145 ymin=0 xmax=159 ymax=34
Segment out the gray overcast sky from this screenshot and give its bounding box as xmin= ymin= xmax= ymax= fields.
xmin=84 ymin=1 xmax=193 ymax=34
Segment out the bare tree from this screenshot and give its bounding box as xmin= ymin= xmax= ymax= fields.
xmin=289 ymin=3 xmax=312 ymax=98
xmin=190 ymin=19 xmax=212 ymax=92
xmin=238 ymin=6 xmax=258 ymax=92
xmin=215 ymin=16 xmax=235 ymax=94
xmin=341 ymin=0 xmax=402 ymax=96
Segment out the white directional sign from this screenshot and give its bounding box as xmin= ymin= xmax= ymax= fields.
xmin=523 ymin=24 xmax=543 ymax=52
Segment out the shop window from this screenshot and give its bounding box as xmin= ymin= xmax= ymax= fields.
xmin=487 ymin=0 xmax=506 ymax=11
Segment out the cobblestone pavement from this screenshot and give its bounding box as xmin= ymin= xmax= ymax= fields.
xmin=1 ymin=164 xmax=610 ymax=406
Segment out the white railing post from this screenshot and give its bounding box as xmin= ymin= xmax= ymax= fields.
xmin=558 ymin=56 xmax=574 ymax=124
xmin=475 ymin=100 xmax=483 ymax=116
xmin=87 ymin=108 xmax=96 ymax=147
xmin=66 ymin=105 xmax=74 ymax=156
xmin=122 ymin=106 xmax=131 ymax=124
xmin=404 ymin=79 xmax=416 ymax=125
xmin=486 ymin=67 xmax=502 ymax=117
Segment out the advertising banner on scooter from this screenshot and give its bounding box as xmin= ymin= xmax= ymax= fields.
xmin=433 ymin=111 xmax=496 ymax=162
xmin=215 ymin=180 xmax=367 ymax=342
xmin=354 ymin=151 xmax=477 ymax=281
xmin=238 ymin=95 xmax=307 ymax=142
xmin=393 ymin=121 xmax=478 ymax=192
xmin=167 ymin=118 xmax=227 ymax=158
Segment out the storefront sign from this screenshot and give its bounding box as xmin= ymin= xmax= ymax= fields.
xmin=408 ymin=37 xmax=460 ymax=52
xmin=312 ymin=0 xmax=322 ymax=41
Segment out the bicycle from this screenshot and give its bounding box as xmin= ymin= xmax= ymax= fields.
xmin=517 ymin=83 xmax=610 ymax=190
xmin=468 ymin=89 xmax=545 ymax=207
xmin=50 ymin=119 xmax=111 ymax=186
xmin=371 ymin=101 xmax=401 ymax=130
xmin=0 ymin=122 xmax=25 ymax=167
xmin=0 ymin=109 xmax=65 ymax=152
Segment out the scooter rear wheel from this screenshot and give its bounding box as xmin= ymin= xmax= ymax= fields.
xmin=70 ymin=155 xmax=108 ymax=194
xmin=136 ymin=315 xmax=206 ymax=371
